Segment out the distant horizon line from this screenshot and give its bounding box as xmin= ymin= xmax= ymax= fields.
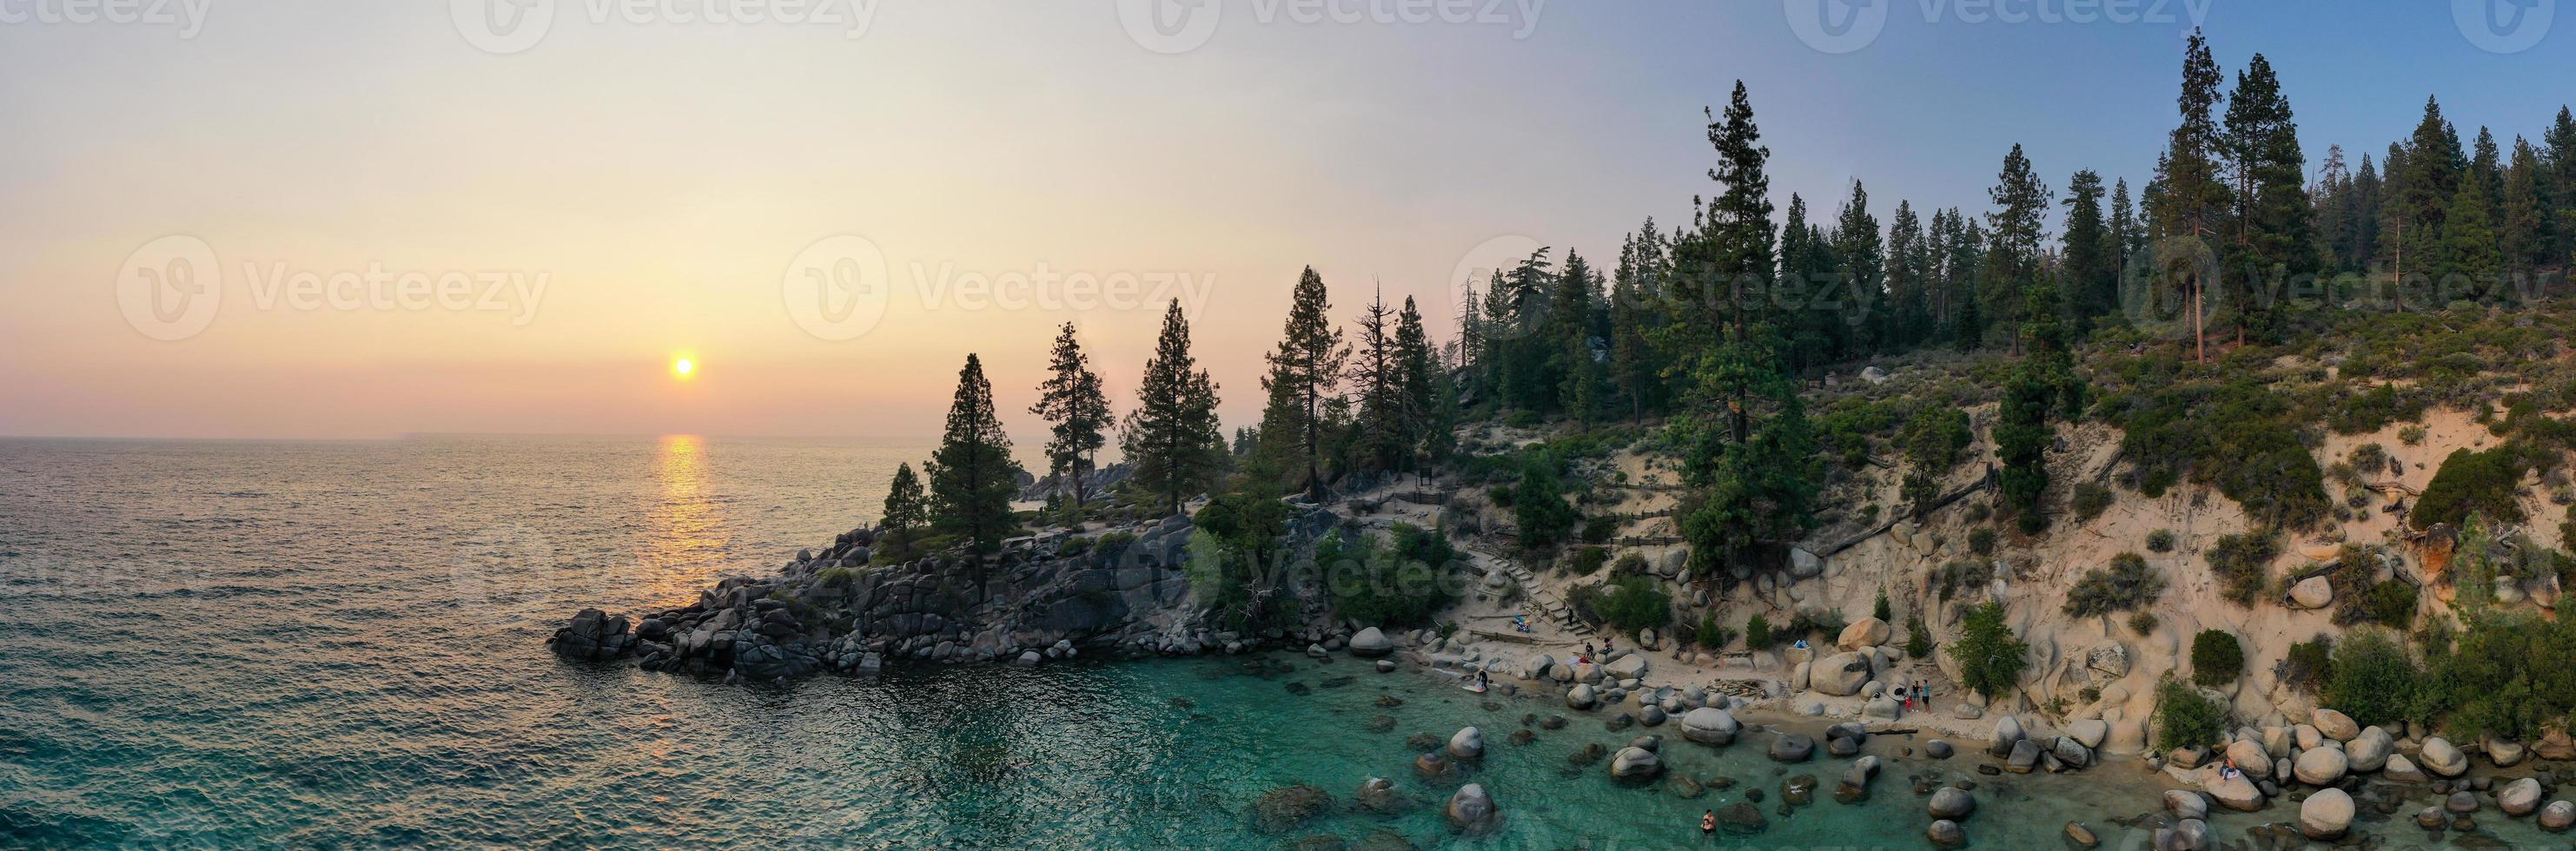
xmin=0 ymin=431 xmax=958 ymax=445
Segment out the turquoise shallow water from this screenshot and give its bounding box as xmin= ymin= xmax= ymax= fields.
xmin=0 ymin=436 xmax=2558 ymax=848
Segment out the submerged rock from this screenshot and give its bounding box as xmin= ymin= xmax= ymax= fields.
xmin=1254 ymin=784 xmax=1332 ymax=833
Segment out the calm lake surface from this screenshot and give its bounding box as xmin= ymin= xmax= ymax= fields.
xmin=1 ymin=435 xmax=2540 ymax=848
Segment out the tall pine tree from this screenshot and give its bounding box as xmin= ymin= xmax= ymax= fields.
xmin=927 ymin=353 xmax=1023 ymax=556
xmin=1030 ymin=322 xmax=1110 ymax=522
xmin=1122 ymin=300 xmax=1227 ymax=516
xmin=1255 ymin=267 xmax=1349 ymax=499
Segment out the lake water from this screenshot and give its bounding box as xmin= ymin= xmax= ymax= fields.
xmin=0 ymin=436 xmax=2548 ymax=848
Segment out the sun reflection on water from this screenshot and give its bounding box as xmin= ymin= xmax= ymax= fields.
xmin=643 ymin=434 xmax=731 ymax=601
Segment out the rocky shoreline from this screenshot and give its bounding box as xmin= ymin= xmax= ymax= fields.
xmin=548 ymin=506 xmax=1351 ymax=684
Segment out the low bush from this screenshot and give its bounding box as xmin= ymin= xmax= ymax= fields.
xmin=1933 ymin=559 xmax=1994 ymax=601
xmin=1581 ymin=514 xmax=1619 ymax=544
xmin=2323 ymin=629 xmax=2417 ymax=729
xmin=2071 ymin=483 xmax=2115 ymax=523
xmin=2128 ymin=610 xmax=2159 ymax=636
xmin=1967 ymin=527 xmax=1997 ymax=557
xmin=1694 ymin=613 xmax=1736 ymax=650
xmin=2280 ymin=635 xmax=2334 ymax=693
xmin=1785 ymin=608 xmax=1848 ymax=643
xmin=2063 ymin=552 xmax=2166 ymax=617
xmin=2190 ymin=630 xmax=2244 ymax=687
xmin=1565 ymin=545 xmax=1611 ymax=576
xmin=1744 ymin=613 xmax=1775 ymax=650
xmin=2414 ymin=445 xmax=2532 ymax=531
xmin=2155 ymin=676 xmax=2229 ymax=751
xmin=1578 ymin=574 xmax=1673 ymax=634
xmin=1904 ymin=616 xmax=1932 ymax=658
xmin=2146 ymin=529 xmax=2176 ymax=552
xmin=2205 ymin=532 xmax=2279 ymax=605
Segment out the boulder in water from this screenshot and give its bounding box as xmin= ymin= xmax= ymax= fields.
xmin=1348 ymin=627 xmax=1394 ymax=658
xmin=1927 ymin=786 xmax=1975 ymax=820
xmin=2500 ymin=777 xmax=2544 ymax=816
xmin=2420 ymin=736 xmax=2469 ymax=777
xmin=1679 ymin=707 xmax=1739 ymax=745
xmin=1254 ymin=784 xmax=1332 ymax=833
xmin=1609 ymin=745 xmax=1662 ymax=780
xmin=1767 ymin=733 xmax=1814 ymax=763
xmin=1924 ymin=819 xmax=1965 ymax=848
xmin=1444 ymin=783 xmax=1498 ymax=832
xmin=1447 ymin=727 xmax=1484 ymax=761
xmin=2541 ymin=799 xmax=2575 ymax=832
xmin=2298 ymin=788 xmax=2353 ymax=839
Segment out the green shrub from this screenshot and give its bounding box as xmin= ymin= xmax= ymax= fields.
xmin=1508 ymin=452 xmax=1581 ymax=551
xmin=1580 ymin=514 xmax=1619 ymax=544
xmin=2128 ymin=610 xmax=2159 ymax=636
xmin=1933 ymin=559 xmax=1994 ymax=601
xmin=2323 ymin=629 xmax=2417 ymax=729
xmin=2146 ymin=529 xmax=2176 ymax=552
xmin=1967 ymin=527 xmax=1997 ymax=557
xmin=2204 ymin=532 xmax=2278 ymax=605
xmin=2063 ymin=552 xmax=2166 ymax=617
xmin=1950 ymin=601 xmax=2030 ymax=700
xmin=1904 ymin=616 xmax=1932 ymax=659
xmin=1565 ymin=545 xmax=1611 ymax=576
xmin=1902 ymin=405 xmax=1975 ymax=472
xmin=818 ymin=567 xmax=859 ymax=588
xmin=1785 ymin=608 xmax=1847 ymax=642
xmin=2416 ymin=612 xmax=2576 ymax=740
xmin=1320 ymin=524 xmax=1460 ymax=629
xmin=1745 ymin=614 xmax=1774 ymax=650
xmin=1695 ymin=613 xmax=1736 ymax=650
xmin=2071 ymin=483 xmax=2114 ymax=523
xmin=1572 ymin=574 xmax=1672 ymax=635
xmin=2399 ymin=424 xmax=2427 ymax=445
xmin=2414 ymin=446 xmax=2531 ymax=530
xmin=2189 ymin=630 xmax=2244 ymax=687
xmin=2280 ymin=635 xmax=2334 ymax=693
xmin=1873 ymin=588 xmax=1893 ymax=623
xmin=1613 ymin=551 xmax=1648 ymax=574
xmin=2155 ymin=676 xmax=2229 ymax=751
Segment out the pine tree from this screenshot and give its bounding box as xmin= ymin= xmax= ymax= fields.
xmin=1983 ymin=144 xmax=2052 ymax=349
xmin=1831 ymin=181 xmax=1884 ymax=355
xmin=1030 ymin=322 xmax=1110 ymax=523
xmin=1255 ymin=267 xmax=1349 ymax=499
xmin=1552 ymin=249 xmax=1606 ymax=424
xmin=2544 ymin=107 xmax=2576 ymax=262
xmin=2440 ymin=175 xmax=2503 ymax=290
xmin=1608 ymin=222 xmax=1669 ymax=423
xmin=2503 ymin=136 xmax=2548 ymax=279
xmin=1997 ymin=281 xmax=2078 ymax=534
xmin=878 ymin=461 xmax=927 ymax=562
xmin=1348 ymin=283 xmax=1405 ymax=472
xmin=2392 ymin=96 xmax=2466 ymax=289
xmin=2151 ymin=29 xmax=2228 ymax=360
xmin=2061 ymin=169 xmax=2113 ymax=333
xmin=1392 ymin=295 xmax=1450 ymax=470
xmin=1123 ymin=300 xmax=1226 ymax=516
xmin=1887 ymin=200 xmax=1933 ymax=349
xmin=926 ymin=353 xmax=1023 ymax=556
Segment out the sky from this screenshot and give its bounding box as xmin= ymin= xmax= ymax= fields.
xmin=2 ymin=0 xmax=2569 ymax=442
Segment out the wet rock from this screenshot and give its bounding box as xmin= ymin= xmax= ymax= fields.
xmin=2299 ymin=787 xmax=2354 ymax=839
xmin=1444 ymin=783 xmax=1498 ymax=832
xmin=1348 ymin=627 xmax=1394 ymax=658
xmin=1447 ymin=728 xmax=1484 ymax=761
xmin=1924 ymin=818 xmax=1965 ymax=848
xmin=1925 ymin=740 xmax=1954 ymax=759
xmin=1609 ymin=746 xmax=1662 ymax=780
xmin=1768 ymin=733 xmax=1814 ymax=763
xmin=1412 ymin=752 xmax=1451 ymax=780
xmin=2383 ymin=753 xmax=2427 ymax=782
xmin=1928 ymin=786 xmax=1975 ymax=820
xmin=1713 ymin=802 xmax=1766 ymax=835
xmin=2163 ymin=789 xmax=2208 ymax=821
xmin=1669 ymin=774 xmax=1705 ymax=799
xmin=1566 ymin=742 xmax=1606 ymax=765
xmin=1508 ymin=729 xmax=1534 ymax=746
xmin=2541 ymin=799 xmax=2575 ymax=832
xmin=1367 ymin=715 xmax=1396 ymax=733
xmin=1680 ymin=707 xmax=1740 ymax=746
xmin=1254 ymin=784 xmax=1332 ymax=833
xmin=2420 ymin=736 xmax=2470 ymax=778
xmin=2446 ymin=789 xmax=2480 ymax=814
xmin=2500 ymin=777 xmax=2543 ymax=816
xmin=1354 ymin=776 xmax=1405 ymax=814
xmin=2206 ymin=773 xmax=2263 ymax=811
xmin=2005 ymin=738 xmax=2040 ymax=774
xmin=2158 ymin=818 xmax=2210 ymax=851
xmin=2063 ymin=821 xmax=2099 ymax=848
xmin=1539 ymin=715 xmax=1567 ymax=730
xmin=1990 ymin=715 xmax=2025 ymax=757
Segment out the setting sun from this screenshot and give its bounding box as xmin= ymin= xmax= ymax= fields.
xmin=672 ymin=356 xmax=696 ymax=380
